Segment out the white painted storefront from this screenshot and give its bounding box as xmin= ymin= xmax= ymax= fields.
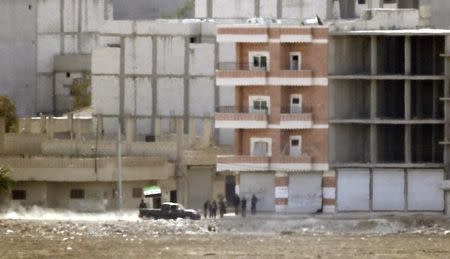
xmin=287 ymin=172 xmax=322 ymax=213
xmin=240 ymin=172 xmax=275 ymax=212
xmin=337 ymin=168 xmax=444 ymax=212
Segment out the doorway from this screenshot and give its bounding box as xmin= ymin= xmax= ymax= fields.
xmin=290 ymin=94 xmax=302 ymax=113
xmin=290 ymin=53 xmax=301 ymax=70
xmin=290 ymin=136 xmax=302 ymax=156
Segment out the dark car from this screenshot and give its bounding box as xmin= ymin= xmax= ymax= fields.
xmin=139 ymin=202 xmax=201 ymax=220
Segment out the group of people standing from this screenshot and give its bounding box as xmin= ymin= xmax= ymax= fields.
xmin=203 ymin=199 xmax=227 ymax=219
xmin=233 ymin=194 xmax=258 ymax=218
xmin=204 ymin=194 xmax=258 ymax=219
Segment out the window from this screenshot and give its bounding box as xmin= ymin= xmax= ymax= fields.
xmin=384 ymin=0 xmax=396 ymax=3
xmin=358 ymin=0 xmax=366 ymax=4
xmin=249 ymin=96 xmax=270 ymax=113
xmin=66 ymin=72 xmax=71 ymax=78
xmin=28 ymin=4 xmax=32 ymax=10
xmin=12 ymin=190 xmax=26 ymax=200
xmin=70 ymin=189 xmax=85 ymax=199
xmin=251 ymin=138 xmax=272 ymax=156
xmin=190 ymin=36 xmax=200 ymax=43
xmin=249 ymin=52 xmax=269 ymax=71
xmin=253 ymin=56 xmax=267 ymax=70
xmin=290 ymin=136 xmax=302 ymax=156
xmin=290 ymin=52 xmax=301 ymax=70
xmin=132 ymin=188 xmax=143 ymax=198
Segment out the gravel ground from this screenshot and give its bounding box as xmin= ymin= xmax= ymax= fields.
xmin=1 ymin=207 xmax=450 ymax=258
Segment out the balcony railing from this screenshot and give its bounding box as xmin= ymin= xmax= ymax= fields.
xmin=218 ymin=62 xmax=267 ymax=71
xmin=216 ymin=106 xmax=269 ymax=114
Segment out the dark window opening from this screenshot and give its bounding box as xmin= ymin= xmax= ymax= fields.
xmin=28 ymin=4 xmax=32 ymax=10
xmin=190 ymin=36 xmax=200 ymax=43
xmin=170 ymin=190 xmax=177 ymax=203
xmin=107 ymin=43 xmax=121 ymax=48
xmin=12 ymin=190 xmax=26 ymax=200
xmin=358 ymin=0 xmax=366 ymax=4
xmin=70 ymin=189 xmax=85 ymax=199
xmin=132 ymin=188 xmax=142 ymax=198
xmin=66 ymin=72 xmax=71 ymax=78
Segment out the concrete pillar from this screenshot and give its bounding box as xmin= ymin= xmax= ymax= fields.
xmin=189 ymin=117 xmax=197 ymax=145
xmin=405 ymin=78 xmax=412 ymax=163
xmin=370 ymin=80 xmax=377 ymax=119
xmin=202 ymin=118 xmax=213 ymax=147
xmin=24 ymin=117 xmax=31 ymax=133
xmin=125 ymin=115 xmax=135 ymax=143
xmin=176 ymin=118 xmax=184 ymax=160
xmin=40 ymin=114 xmax=46 ymax=134
xmin=0 ymin=117 xmax=5 ymax=154
xmin=48 ymin=116 xmax=54 ymax=139
xmin=404 ymin=36 xmax=411 ymax=75
xmin=370 ymin=36 xmax=377 ymax=75
xmin=235 ymin=173 xmax=240 ymax=195
xmin=96 ymin=114 xmax=104 ymax=139
xmin=154 ymin=117 xmax=161 ymax=137
xmin=68 ymin=113 xmax=74 ymax=140
xmin=275 ymin=172 xmax=289 ymax=213
xmin=74 ymin=119 xmax=82 ymax=140
xmin=322 ymin=170 xmax=336 ymax=213
xmin=418 ymin=0 xmax=432 ymax=28
xmin=370 ymin=124 xmax=377 ymax=163
xmin=405 ymin=125 xmax=411 ymax=163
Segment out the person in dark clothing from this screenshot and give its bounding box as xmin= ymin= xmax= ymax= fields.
xmin=241 ymin=197 xmax=247 ymax=218
xmin=219 ymin=199 xmax=226 ymax=218
xmin=251 ymin=194 xmax=258 ymax=215
xmin=234 ymin=194 xmax=240 ymax=216
xmin=203 ymin=200 xmax=210 ymax=219
xmin=139 ymin=199 xmax=147 ymax=209
xmin=211 ymin=200 xmax=218 ymax=219
xmin=208 ymin=201 xmax=213 ymax=218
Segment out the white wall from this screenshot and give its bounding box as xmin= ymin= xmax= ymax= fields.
xmin=372 ymin=169 xmax=405 ymax=211
xmin=92 ymin=76 xmax=120 ymax=114
xmin=157 ymin=78 xmax=184 ymax=116
xmin=157 ymin=36 xmax=185 ymax=75
xmin=288 ymin=172 xmax=322 ymax=213
xmin=240 ymin=172 xmax=275 ymax=212
xmin=189 ymin=78 xmax=215 ymax=117
xmin=407 ymin=169 xmax=444 ymax=211
xmin=337 ymin=169 xmax=370 ymax=211
xmin=125 ymin=36 xmax=153 ymax=75
xmin=212 ymin=0 xmax=255 ymax=18
xmin=189 ymin=44 xmax=215 ymax=76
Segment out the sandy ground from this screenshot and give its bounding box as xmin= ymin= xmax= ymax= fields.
xmin=1 ymin=208 xmax=450 ymax=258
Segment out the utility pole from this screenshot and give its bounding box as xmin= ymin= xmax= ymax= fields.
xmin=117 ymin=125 xmax=123 ymax=212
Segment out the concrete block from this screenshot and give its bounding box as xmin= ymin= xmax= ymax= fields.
xmin=189 ymin=44 xmax=215 ymax=76
xmin=195 ymin=0 xmax=208 ymax=18
xmin=79 ymin=33 xmax=98 ymax=54
xmin=219 ymin=86 xmax=235 ymax=106
xmin=157 ymin=78 xmax=184 ymax=116
xmin=63 ymin=35 xmax=78 ymax=54
xmin=37 ymin=0 xmax=61 ymax=33
xmin=407 ymin=169 xmax=444 ymax=211
xmin=63 ymin=0 xmax=80 ymax=33
xmin=124 ymin=78 xmax=136 ymax=115
xmin=157 ymin=36 xmax=185 ymax=75
xmin=37 ymin=35 xmax=61 ymax=73
xmin=212 ymin=0 xmax=255 ymax=18
xmin=282 ymin=0 xmax=327 ymax=20
xmin=219 ymin=42 xmax=237 ymax=64
xmin=373 ymin=169 xmax=405 ymax=211
xmin=218 ymin=129 xmax=234 ymax=145
xmin=337 ymin=169 xmax=370 ymax=211
xmin=189 ymin=78 xmax=214 ymax=116
xmin=82 ymin=0 xmax=106 ymax=32
xmin=260 ymin=0 xmax=278 ymax=18
xmin=136 ymin=78 xmax=152 ymax=116
xmin=136 ymin=21 xmax=200 ymax=36
xmin=37 ymin=75 xmax=54 ymax=113
xmin=92 ymin=48 xmax=120 ymax=74
xmin=91 ymin=75 xmax=120 ymax=114
xmin=125 ymin=36 xmax=152 ymax=75
xmin=100 ymin=20 xmax=133 ymax=35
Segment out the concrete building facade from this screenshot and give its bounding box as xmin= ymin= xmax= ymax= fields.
xmin=214 ymin=24 xmax=332 ymax=213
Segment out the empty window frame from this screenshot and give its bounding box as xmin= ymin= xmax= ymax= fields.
xmin=70 ymin=189 xmax=85 ymax=199
xmin=12 ymin=190 xmax=26 ymax=200
xmin=251 ymin=137 xmax=272 ymax=156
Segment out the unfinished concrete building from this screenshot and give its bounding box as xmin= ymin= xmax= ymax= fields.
xmin=329 ymin=25 xmax=450 ymax=212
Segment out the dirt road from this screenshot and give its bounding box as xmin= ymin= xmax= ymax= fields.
xmin=1 ymin=210 xmax=450 ymax=258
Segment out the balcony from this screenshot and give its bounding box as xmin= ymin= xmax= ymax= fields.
xmin=216 ymin=154 xmax=316 ymax=172
xmin=216 ymin=63 xmax=322 ymax=86
xmin=280 ymin=106 xmax=313 ymax=129
xmin=215 ymin=106 xmax=268 ymax=129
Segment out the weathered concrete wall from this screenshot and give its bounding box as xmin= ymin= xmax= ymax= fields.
xmin=287 ymin=172 xmax=322 ymax=213
xmin=113 ymin=0 xmax=191 ymax=20
xmin=372 ymin=169 xmax=405 ymax=211
xmin=195 ymin=0 xmax=328 ymax=20
xmin=408 ymin=169 xmax=444 ymax=211
xmin=430 ymin=0 xmax=450 ymax=29
xmin=337 ymin=169 xmax=370 ymax=211
xmin=0 ymin=0 xmax=37 ymax=116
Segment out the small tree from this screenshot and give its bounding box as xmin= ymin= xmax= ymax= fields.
xmin=0 ymin=166 xmax=14 ymax=193
xmin=70 ymin=75 xmax=91 ymax=110
xmin=0 ymin=95 xmax=17 ymax=132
